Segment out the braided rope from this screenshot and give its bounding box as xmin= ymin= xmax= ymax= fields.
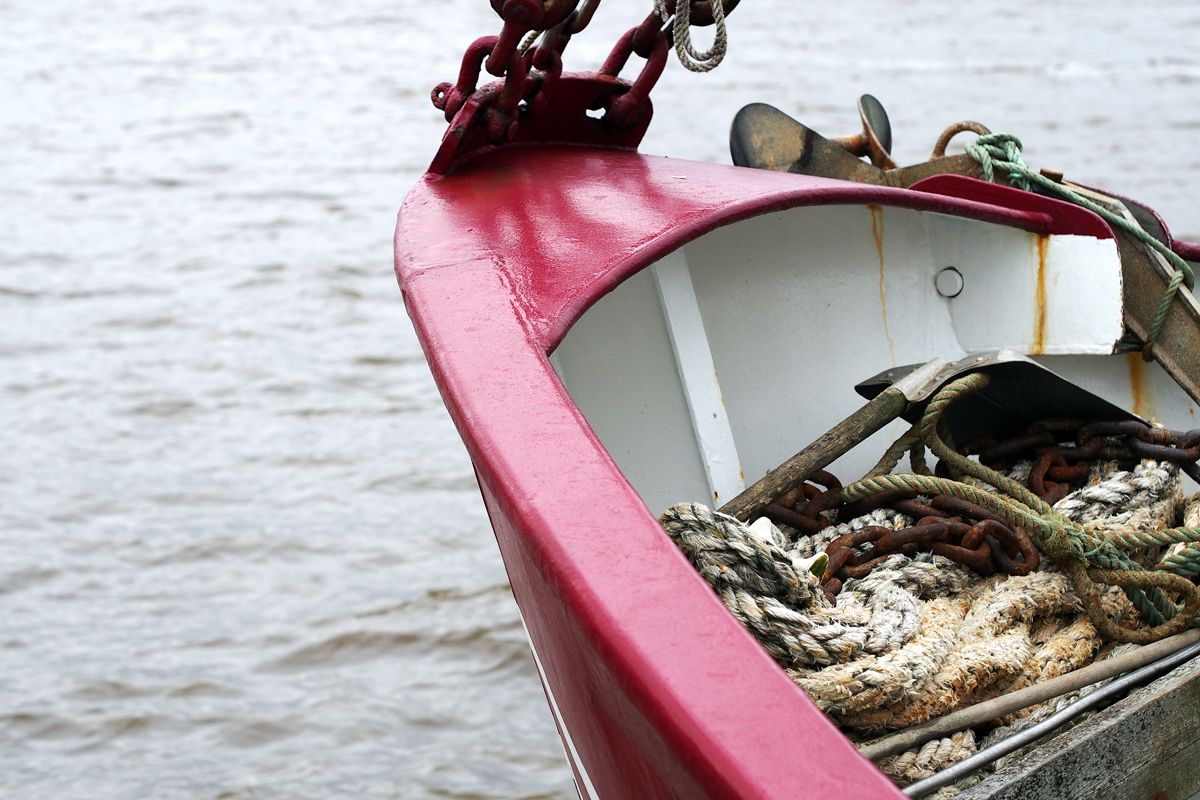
xmin=866 ymin=424 xmax=932 ymax=479
xmin=840 ymin=373 xmax=1200 ymax=643
xmin=660 ymin=503 xmax=939 ymax=666
xmin=661 ymin=382 xmax=1200 ymax=797
xmin=916 ymin=378 xmax=1180 ymax=628
xmin=1161 ymin=500 xmax=1200 ymax=578
xmin=518 ymin=28 xmax=541 ymax=54
xmin=878 ymin=731 xmax=977 ymax=787
xmin=964 ymin=132 xmax=1195 ymax=358
xmin=1055 ymin=460 xmax=1180 ymax=530
xmin=671 ymin=0 xmax=727 ymax=72
xmin=793 ymin=571 xmax=1084 ymax=731
xmin=1159 ymin=544 xmax=1200 ymax=577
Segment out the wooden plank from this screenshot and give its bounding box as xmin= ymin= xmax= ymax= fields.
xmin=719 ymin=387 xmax=908 ymax=521
xmin=959 ymin=654 xmax=1200 ymax=800
xmin=859 ymin=629 xmax=1200 ymax=762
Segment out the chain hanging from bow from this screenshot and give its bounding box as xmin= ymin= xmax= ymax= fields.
xmin=429 ymin=0 xmax=737 ymax=159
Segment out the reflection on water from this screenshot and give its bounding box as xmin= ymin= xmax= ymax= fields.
xmin=2 ymin=0 xmax=1198 ymax=797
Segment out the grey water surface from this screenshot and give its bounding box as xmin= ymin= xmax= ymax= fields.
xmin=2 ymin=1 xmax=1198 ymax=798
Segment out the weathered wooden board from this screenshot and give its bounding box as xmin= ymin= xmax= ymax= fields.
xmin=959 ymin=654 xmax=1200 ymax=800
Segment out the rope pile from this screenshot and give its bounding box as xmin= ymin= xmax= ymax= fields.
xmin=660 ymin=375 xmax=1200 ymax=797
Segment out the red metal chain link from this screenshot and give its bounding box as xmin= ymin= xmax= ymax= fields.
xmin=599 ymin=28 xmax=668 ymax=132
xmin=432 ymin=36 xmax=503 ymax=122
xmin=486 ymin=0 xmax=581 ymax=76
xmin=428 ymin=0 xmax=744 ymax=164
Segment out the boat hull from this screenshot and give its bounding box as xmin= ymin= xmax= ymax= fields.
xmin=395 ymin=145 xmax=1191 ymax=798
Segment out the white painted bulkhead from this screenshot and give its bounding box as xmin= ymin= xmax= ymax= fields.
xmin=550 ymin=204 xmax=1200 ymax=516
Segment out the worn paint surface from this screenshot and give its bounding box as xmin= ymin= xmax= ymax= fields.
xmin=869 ymin=205 xmax=895 ymax=363
xmin=1126 ymin=352 xmax=1152 ymax=420
xmin=1032 ymin=233 xmax=1049 ymax=354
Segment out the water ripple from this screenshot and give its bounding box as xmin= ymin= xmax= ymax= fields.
xmin=5 ymin=1 xmax=1199 ymax=798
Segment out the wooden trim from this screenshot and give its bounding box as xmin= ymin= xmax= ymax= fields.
xmin=959 ymin=654 xmax=1200 ymax=800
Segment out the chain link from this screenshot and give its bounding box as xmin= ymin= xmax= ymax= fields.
xmin=429 ymin=0 xmax=738 ymax=155
xmin=758 ymin=417 xmax=1200 ymax=603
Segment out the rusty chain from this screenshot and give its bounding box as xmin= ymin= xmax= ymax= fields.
xmin=758 ymin=418 xmax=1200 ymax=604
xmin=965 ymin=418 xmax=1200 ymax=494
xmin=814 ymin=492 xmax=1041 ymax=604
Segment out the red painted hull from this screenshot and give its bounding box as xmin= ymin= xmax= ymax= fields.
xmin=394 ymin=145 xmax=1115 ymax=799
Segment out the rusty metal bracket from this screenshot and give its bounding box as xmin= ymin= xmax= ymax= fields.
xmin=830 ymin=94 xmax=896 ymax=169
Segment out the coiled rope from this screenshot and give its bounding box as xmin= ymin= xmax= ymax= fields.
xmin=840 ymin=372 xmax=1200 ymax=643
xmin=654 ymin=0 xmax=727 ymax=72
xmin=662 ymin=379 xmax=1200 ymax=795
xmin=964 ymin=132 xmax=1195 ymax=360
xmin=660 ymin=503 xmax=958 ymax=666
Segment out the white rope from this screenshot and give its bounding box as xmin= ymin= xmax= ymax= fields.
xmin=671 ymin=0 xmax=727 ymax=73
xmin=1054 ymin=459 xmax=1181 ymax=532
xmin=660 ymin=505 xmax=967 ymax=667
xmin=878 ymin=730 xmax=977 ymax=787
xmin=518 ymin=29 xmax=541 ymax=54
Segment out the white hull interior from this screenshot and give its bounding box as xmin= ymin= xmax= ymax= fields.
xmin=550 ymin=204 xmax=1200 ymax=515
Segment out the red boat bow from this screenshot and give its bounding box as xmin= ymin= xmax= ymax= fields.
xmin=396 ymin=145 xmax=1114 ymax=799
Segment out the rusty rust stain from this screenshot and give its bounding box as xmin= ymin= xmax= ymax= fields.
xmin=1031 ymin=234 xmax=1049 ymax=355
xmin=1127 ymin=352 xmax=1151 ymax=419
xmin=868 ymin=205 xmax=895 ymax=364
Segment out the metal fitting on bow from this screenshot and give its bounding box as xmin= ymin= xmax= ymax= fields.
xmin=599 ymin=28 xmax=668 ymax=132
xmin=486 ymin=0 xmax=580 ymax=76
xmin=431 ymin=36 xmax=501 ymax=121
xmin=483 ymin=48 xmax=529 ymax=145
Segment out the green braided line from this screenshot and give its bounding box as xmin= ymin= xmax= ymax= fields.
xmin=1149 ymin=269 xmax=1187 ymax=357
xmin=843 ymin=376 xmax=1200 ymax=638
xmin=1133 ymin=589 xmax=1169 ymax=627
xmin=1157 ymin=542 xmax=1200 ymax=578
xmin=927 ymin=378 xmax=1176 ymax=623
xmin=842 ymin=472 xmax=1024 ymax=523
xmin=966 ymin=132 xmax=1195 ymax=354
xmin=864 ymin=423 xmax=922 ymax=480
xmin=917 ymin=373 xmax=1050 ymax=513
xmin=842 ymin=471 xmax=1082 ymax=555
xmin=908 ymin=434 xmax=932 ymax=476
xmin=1099 ymin=530 xmax=1200 ymax=609
xmin=1074 ymin=531 xmax=1169 ymax=625
xmin=1111 ymin=526 xmax=1200 ymax=549
xmin=1081 ymin=565 xmax=1198 ymax=642
xmin=844 ymin=462 xmax=1185 ymax=631
xmin=1146 ymin=583 xmax=1179 ymax=624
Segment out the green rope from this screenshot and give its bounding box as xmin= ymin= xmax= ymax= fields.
xmin=922 ymin=374 xmax=1183 ymax=628
xmin=840 ymin=373 xmax=1200 ymax=643
xmin=1159 ymin=544 xmax=1200 ymax=578
xmin=864 ymin=424 xmax=927 ymax=479
xmin=916 ymin=374 xmax=1049 ymax=513
xmin=1112 ymin=527 xmax=1200 ymax=549
xmin=965 ymin=132 xmax=1195 ymax=359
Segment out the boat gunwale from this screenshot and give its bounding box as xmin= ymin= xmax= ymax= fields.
xmin=395 ymin=144 xmax=1121 ymax=799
